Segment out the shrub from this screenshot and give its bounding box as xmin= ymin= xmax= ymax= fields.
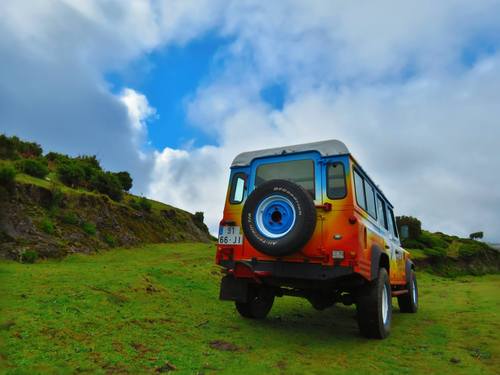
xmin=40 ymin=218 xmax=55 ymax=234
xmin=458 ymin=242 xmax=484 ymax=258
xmin=82 ymin=222 xmax=96 ymax=235
xmin=0 ymin=134 xmax=18 ymax=159
xmin=130 ymin=197 xmax=151 ymax=212
xmin=423 ymin=247 xmax=447 ymax=258
xmin=49 ymin=185 xmax=65 ymax=208
xmin=57 ymin=161 xmax=86 ymax=188
xmin=0 ymin=164 xmax=17 ymax=188
xmin=90 ymin=171 xmax=123 ymax=201
xmin=0 ymin=135 xmax=42 ymax=159
xmin=20 ymin=249 xmax=38 ymax=264
xmin=16 ymin=159 xmax=49 ymax=179
xmin=418 ymin=231 xmax=449 ymax=250
xmin=114 ymin=171 xmax=133 ymax=191
xmin=45 ymin=151 xmax=70 ymax=163
xmin=194 ymin=212 xmax=204 ymax=223
xmin=103 ymin=234 xmax=116 ymax=247
xmin=61 ymin=212 xmax=79 ymax=225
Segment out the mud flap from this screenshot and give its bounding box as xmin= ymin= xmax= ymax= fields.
xmin=219 ymin=275 xmax=249 ymax=302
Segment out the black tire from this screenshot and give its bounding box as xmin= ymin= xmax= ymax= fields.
xmin=235 ymin=287 xmax=275 ymax=319
xmin=398 ymin=269 xmax=418 ymax=313
xmin=356 ymin=268 xmax=392 ymax=339
xmin=241 ymin=179 xmax=316 ymax=257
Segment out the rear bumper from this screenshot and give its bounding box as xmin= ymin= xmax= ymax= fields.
xmin=219 ymin=259 xmax=353 ymax=281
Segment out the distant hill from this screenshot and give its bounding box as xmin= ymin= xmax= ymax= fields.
xmin=0 ymin=134 xmax=212 ymax=260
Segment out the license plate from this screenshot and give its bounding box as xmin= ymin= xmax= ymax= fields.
xmin=218 ymin=226 xmax=243 ymax=245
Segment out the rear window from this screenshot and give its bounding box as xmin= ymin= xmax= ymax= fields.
xmin=255 ymin=159 xmax=315 ymax=196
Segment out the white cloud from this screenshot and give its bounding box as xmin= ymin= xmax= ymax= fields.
xmin=148 ymin=1 xmax=500 ymax=241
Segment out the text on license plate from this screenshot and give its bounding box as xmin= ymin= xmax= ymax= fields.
xmin=218 ymin=226 xmax=243 ymax=245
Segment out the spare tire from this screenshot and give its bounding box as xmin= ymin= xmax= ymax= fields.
xmin=241 ymin=179 xmax=316 ymax=257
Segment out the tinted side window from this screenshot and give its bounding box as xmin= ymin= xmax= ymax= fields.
xmin=364 ymin=180 xmax=377 ymax=219
xmin=386 ymin=206 xmax=398 ymax=237
xmin=229 ymin=173 xmax=246 ymax=204
xmin=353 ymin=170 xmax=366 ymax=209
xmin=376 ymin=196 xmax=387 ymax=229
xmin=327 ymin=162 xmax=347 ymax=199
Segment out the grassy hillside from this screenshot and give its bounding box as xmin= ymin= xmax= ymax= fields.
xmin=1 ymin=243 xmax=499 ymax=374
xmin=0 ymin=134 xmax=212 ymax=260
xmin=402 ymin=230 xmax=500 ymax=277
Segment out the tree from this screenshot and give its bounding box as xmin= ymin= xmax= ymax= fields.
xmin=469 ymin=231 xmax=484 ymax=240
xmin=115 ymin=171 xmax=133 ymax=191
xmin=90 ymin=171 xmax=123 ymax=201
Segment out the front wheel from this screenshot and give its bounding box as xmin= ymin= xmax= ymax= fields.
xmin=356 ymin=268 xmax=392 ymax=339
xmin=398 ymin=270 xmax=418 ymax=313
xmin=235 ymin=287 xmax=275 ymax=319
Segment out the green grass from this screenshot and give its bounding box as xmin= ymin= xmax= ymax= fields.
xmin=1 ymin=243 xmax=499 ymax=374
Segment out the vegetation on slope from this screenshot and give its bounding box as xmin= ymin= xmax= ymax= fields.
xmin=1 ymin=243 xmax=498 ymax=374
xmin=397 ymin=216 xmax=500 ymax=277
xmin=0 ymin=134 xmax=211 ymax=259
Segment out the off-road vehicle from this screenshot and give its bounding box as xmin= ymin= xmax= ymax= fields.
xmin=216 ymin=140 xmax=418 ymax=338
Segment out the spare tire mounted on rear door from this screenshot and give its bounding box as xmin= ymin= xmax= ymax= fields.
xmin=242 ymin=179 xmax=317 ymax=257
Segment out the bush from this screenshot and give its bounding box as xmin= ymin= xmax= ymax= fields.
xmin=114 ymin=171 xmax=133 ymax=191
xmin=16 ymin=159 xmax=49 ymax=179
xmin=130 ymin=197 xmax=151 ymax=212
xmin=0 ymin=134 xmax=18 ymax=159
xmin=45 ymin=152 xmax=70 ymax=163
xmin=423 ymin=247 xmax=447 ymax=258
xmin=49 ymin=186 xmax=65 ymax=208
xmin=20 ymin=249 xmax=38 ymax=264
xmin=82 ymin=222 xmax=96 ymax=235
xmin=194 ymin=212 xmax=204 ymax=223
xmin=418 ymin=231 xmax=449 ymax=250
xmin=61 ymin=212 xmax=79 ymax=225
xmin=0 ymin=164 xmax=17 ymax=187
xmin=0 ymin=134 xmax=42 ymax=159
xmin=458 ymin=242 xmax=485 ymax=258
xmin=40 ymin=218 xmax=55 ymax=234
xmin=57 ymin=161 xmax=86 ymax=188
xmin=90 ymin=171 xmax=123 ymax=201
xmin=103 ymin=234 xmax=116 ymax=247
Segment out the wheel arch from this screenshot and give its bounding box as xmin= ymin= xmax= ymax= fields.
xmin=370 ymin=245 xmax=390 ymax=281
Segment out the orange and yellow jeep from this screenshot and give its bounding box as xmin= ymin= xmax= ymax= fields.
xmin=216 ymin=140 xmax=418 ymax=338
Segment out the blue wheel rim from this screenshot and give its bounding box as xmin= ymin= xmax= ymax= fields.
xmin=254 ymin=194 xmax=296 ymax=239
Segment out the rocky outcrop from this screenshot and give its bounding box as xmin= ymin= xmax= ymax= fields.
xmin=0 ymin=182 xmax=212 ymax=259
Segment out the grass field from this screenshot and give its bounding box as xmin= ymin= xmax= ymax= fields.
xmin=1 ymin=243 xmax=499 ymax=374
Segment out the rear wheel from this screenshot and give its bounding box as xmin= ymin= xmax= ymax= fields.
xmin=235 ymin=286 xmax=275 ymax=319
xmin=356 ymin=268 xmax=392 ymax=339
xmin=398 ymin=269 xmax=418 ymax=313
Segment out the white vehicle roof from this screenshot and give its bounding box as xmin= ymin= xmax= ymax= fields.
xmin=231 ymin=139 xmax=349 ymax=167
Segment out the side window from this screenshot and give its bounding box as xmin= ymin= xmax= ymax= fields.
xmin=386 ymin=206 xmax=398 ymax=238
xmin=353 ymin=170 xmax=366 ymax=209
xmin=229 ymin=173 xmax=246 ymax=204
xmin=327 ymin=162 xmax=347 ymax=199
xmin=376 ymin=196 xmax=387 ymax=229
xmin=364 ymin=180 xmax=377 ymax=219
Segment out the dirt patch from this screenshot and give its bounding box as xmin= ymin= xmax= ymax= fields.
xmin=155 ymin=361 xmax=176 ymax=372
xmin=209 ymin=340 xmax=240 ymax=352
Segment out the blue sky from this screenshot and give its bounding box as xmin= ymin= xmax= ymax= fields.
xmin=1 ymin=1 xmax=500 ymax=240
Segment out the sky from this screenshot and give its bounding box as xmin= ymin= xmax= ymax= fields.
xmin=1 ymin=0 xmax=500 ymax=241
